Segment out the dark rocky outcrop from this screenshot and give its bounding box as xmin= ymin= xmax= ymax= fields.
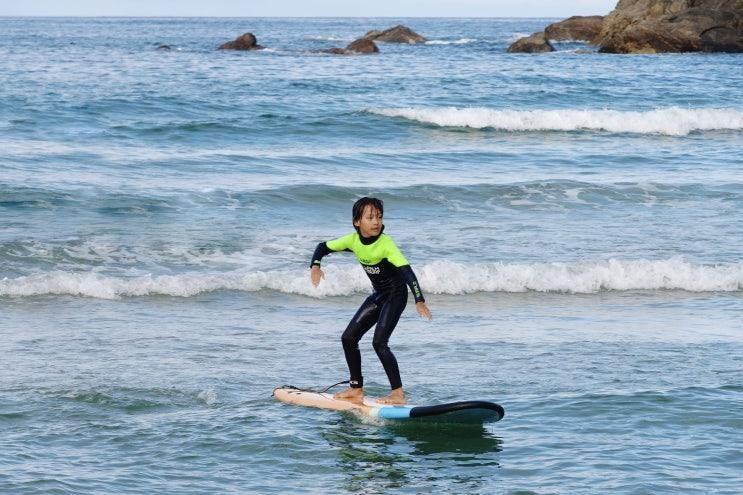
xmin=596 ymin=0 xmax=743 ymax=53
xmin=545 ymin=15 xmax=605 ymax=41
xmin=218 ymin=32 xmax=264 ymax=51
xmin=363 ymin=25 xmax=427 ymax=43
xmin=701 ymin=25 xmax=743 ymax=51
xmin=325 ymin=38 xmax=380 ymax=55
xmin=507 ymin=32 xmax=555 ymax=53
xmin=346 ymin=38 xmax=380 ymax=53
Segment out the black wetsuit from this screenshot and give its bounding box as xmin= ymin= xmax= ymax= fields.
xmin=311 ymin=228 xmax=425 ymax=390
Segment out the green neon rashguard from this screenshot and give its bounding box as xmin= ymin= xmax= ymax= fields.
xmin=311 ymin=230 xmax=425 ymax=303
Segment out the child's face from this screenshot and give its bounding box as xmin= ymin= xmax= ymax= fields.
xmin=354 ymin=205 xmax=383 ymax=238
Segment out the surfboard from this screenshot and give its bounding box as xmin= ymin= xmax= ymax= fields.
xmin=273 ymin=386 xmax=504 ymax=424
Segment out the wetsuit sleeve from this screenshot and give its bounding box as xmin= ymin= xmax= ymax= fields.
xmin=310 ymin=242 xmax=332 ymax=267
xmin=399 ymin=265 xmax=425 ymax=303
xmin=311 ymin=233 xmax=354 ymax=267
xmin=385 ymin=237 xmax=424 ymax=303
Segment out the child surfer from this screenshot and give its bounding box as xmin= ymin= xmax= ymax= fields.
xmin=310 ymin=197 xmax=432 ymax=405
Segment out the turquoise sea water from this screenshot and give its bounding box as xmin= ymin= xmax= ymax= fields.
xmin=1 ymin=17 xmax=742 ymax=494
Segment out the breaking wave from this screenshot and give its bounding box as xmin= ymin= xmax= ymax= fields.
xmin=425 ymin=38 xmax=477 ymax=45
xmin=367 ymin=107 xmax=743 ymax=136
xmin=2 ymin=258 xmax=740 ymax=299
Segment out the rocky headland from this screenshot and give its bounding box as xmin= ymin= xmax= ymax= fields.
xmin=596 ymin=0 xmax=743 ymax=53
xmin=508 ymin=0 xmax=743 ymax=53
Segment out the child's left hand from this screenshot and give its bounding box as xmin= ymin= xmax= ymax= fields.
xmin=416 ymin=302 xmax=432 ymax=320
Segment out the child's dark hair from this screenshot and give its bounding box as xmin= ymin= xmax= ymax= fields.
xmin=352 ymin=197 xmax=384 ymax=223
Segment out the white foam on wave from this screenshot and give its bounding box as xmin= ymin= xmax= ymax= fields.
xmin=368 ymin=106 xmax=743 ymax=136
xmin=304 ymin=35 xmax=348 ymax=42
xmin=417 ymin=258 xmax=743 ymax=294
xmin=425 ymin=38 xmax=477 ymax=45
xmin=2 ymin=258 xmax=741 ymax=299
xmin=197 ymin=389 xmax=219 ymax=405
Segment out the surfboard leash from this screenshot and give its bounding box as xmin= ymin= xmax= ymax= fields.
xmin=273 ymin=380 xmax=350 ymax=396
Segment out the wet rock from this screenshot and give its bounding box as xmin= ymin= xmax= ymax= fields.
xmin=595 ymin=0 xmax=743 ymax=53
xmin=364 ymin=30 xmax=385 ymax=40
xmin=363 ymin=25 xmax=427 ymax=43
xmin=325 ymin=38 xmax=379 ymax=55
xmin=507 ymin=32 xmax=555 ymax=53
xmin=218 ymin=32 xmax=264 ymax=51
xmin=701 ymin=25 xmax=743 ymax=52
xmin=545 ymin=15 xmax=605 ymax=42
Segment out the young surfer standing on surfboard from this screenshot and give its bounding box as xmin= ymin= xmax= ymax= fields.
xmin=310 ymin=197 xmax=432 ymax=405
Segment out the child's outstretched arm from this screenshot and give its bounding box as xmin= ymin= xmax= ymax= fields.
xmin=309 ymin=233 xmax=354 ymax=287
xmin=386 ymin=238 xmax=432 ymax=321
xmin=416 ymin=300 xmax=432 ymax=320
xmin=310 ymin=242 xmax=331 ymax=287
xmin=399 ymin=265 xmax=432 ymax=320
xmin=310 ymin=265 xmax=324 ymax=287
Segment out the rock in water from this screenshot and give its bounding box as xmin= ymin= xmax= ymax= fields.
xmin=507 ymin=32 xmax=556 ymax=53
xmin=595 ymin=0 xmax=743 ymax=53
xmin=701 ymin=25 xmax=743 ymax=52
xmin=324 ymin=38 xmax=379 ymax=55
xmin=545 ymin=16 xmax=605 ymax=42
xmin=218 ymin=32 xmax=264 ymax=50
xmin=363 ymin=30 xmax=384 ymax=40
xmin=345 ymin=38 xmax=380 ymax=53
xmin=363 ymin=25 xmax=427 ymax=43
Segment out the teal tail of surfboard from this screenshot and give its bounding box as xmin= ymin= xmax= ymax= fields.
xmin=371 ymin=401 xmax=504 ymax=424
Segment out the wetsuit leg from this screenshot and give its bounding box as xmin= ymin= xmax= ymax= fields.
xmin=372 ymin=288 xmax=408 ymax=390
xmin=341 ymin=294 xmax=381 ymax=388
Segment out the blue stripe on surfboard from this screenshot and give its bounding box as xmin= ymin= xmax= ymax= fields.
xmin=374 ymin=406 xmax=413 ymax=419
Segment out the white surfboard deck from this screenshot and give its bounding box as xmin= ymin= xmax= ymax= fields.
xmin=273 ymin=387 xmax=504 ymax=424
xmin=273 ymin=387 xmax=384 ymax=413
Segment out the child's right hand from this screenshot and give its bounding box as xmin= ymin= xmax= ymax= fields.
xmin=310 ymin=265 xmax=325 ymax=287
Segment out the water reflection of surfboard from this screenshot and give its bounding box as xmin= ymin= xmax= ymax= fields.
xmin=273 ymin=386 xmax=504 ymax=424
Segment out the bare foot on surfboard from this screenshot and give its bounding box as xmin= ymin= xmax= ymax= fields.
xmin=333 ymin=387 xmax=364 ymax=403
xmin=376 ymin=387 xmax=406 ymax=405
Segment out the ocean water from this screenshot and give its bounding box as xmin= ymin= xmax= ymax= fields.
xmin=1 ymin=16 xmax=742 ymax=494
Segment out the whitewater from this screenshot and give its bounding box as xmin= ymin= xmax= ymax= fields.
xmin=2 ymin=258 xmax=742 ymax=299
xmin=368 ymin=107 xmax=743 ymax=136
